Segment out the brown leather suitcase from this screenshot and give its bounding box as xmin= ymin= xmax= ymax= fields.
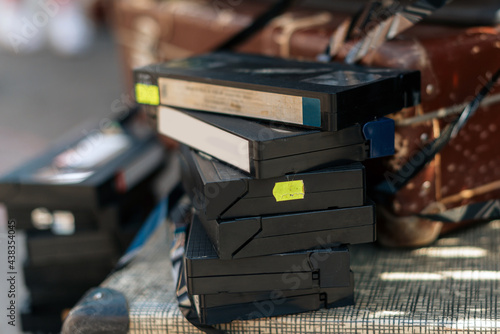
xmin=111 ymin=0 xmax=500 ymax=247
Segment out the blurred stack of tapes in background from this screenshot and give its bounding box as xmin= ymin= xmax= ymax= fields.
xmin=0 ymin=110 xmax=176 ymax=332
xmin=134 ymin=52 xmax=421 ymax=324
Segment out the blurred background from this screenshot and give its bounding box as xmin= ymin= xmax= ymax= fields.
xmin=0 ymin=0 xmax=123 ymax=176
xmin=0 ymin=2 xmax=144 ymax=333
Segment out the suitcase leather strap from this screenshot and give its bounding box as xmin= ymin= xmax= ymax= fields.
xmin=375 ymin=68 xmax=500 ymax=198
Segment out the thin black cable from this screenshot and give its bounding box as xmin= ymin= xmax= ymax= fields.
xmin=215 ymin=0 xmax=299 ymax=51
xmin=451 ymin=68 xmax=500 ymax=137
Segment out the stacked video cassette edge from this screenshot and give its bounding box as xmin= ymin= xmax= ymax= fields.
xmin=135 ymin=52 xmax=421 ymax=324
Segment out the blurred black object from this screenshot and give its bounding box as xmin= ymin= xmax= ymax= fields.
xmin=0 ymin=109 xmax=170 ymax=333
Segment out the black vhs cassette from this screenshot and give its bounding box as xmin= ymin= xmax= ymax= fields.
xmin=180 ymin=146 xmax=365 ymax=221
xmin=134 ymin=52 xmax=420 ymax=131
xmin=23 ymin=259 xmax=116 ymax=294
xmin=24 ymin=231 xmax=120 ymax=266
xmin=158 ymin=106 xmax=394 ymax=178
xmin=185 ymin=215 xmax=351 ymax=295
xmin=25 ymin=260 xmax=115 ymax=308
xmin=21 ymin=308 xmax=65 ymax=334
xmin=192 ymin=274 xmax=354 ymax=325
xmin=0 ymin=111 xmax=165 ymax=215
xmin=200 ymin=203 xmax=376 ymax=260
xmin=5 ymin=171 xmax=158 ymax=233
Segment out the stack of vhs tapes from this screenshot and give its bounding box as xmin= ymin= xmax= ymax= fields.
xmin=0 ymin=110 xmax=166 ymax=332
xmin=134 ymin=52 xmax=421 ymax=324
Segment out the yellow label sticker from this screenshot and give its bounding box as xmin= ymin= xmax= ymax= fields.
xmin=135 ymin=83 xmax=160 ymax=105
xmin=272 ymin=180 xmax=305 ymax=202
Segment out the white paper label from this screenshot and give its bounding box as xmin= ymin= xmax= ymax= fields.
xmin=159 ymin=78 xmax=304 ymax=124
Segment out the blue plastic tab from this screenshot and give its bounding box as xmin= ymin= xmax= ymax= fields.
xmin=362 ymin=118 xmax=395 ymax=158
xmin=301 ymin=97 xmax=321 ymax=127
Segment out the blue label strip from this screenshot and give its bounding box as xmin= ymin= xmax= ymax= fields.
xmin=301 ymin=97 xmax=321 ymax=127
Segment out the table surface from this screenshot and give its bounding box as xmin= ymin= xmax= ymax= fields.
xmin=96 ymin=216 xmax=500 ymax=334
